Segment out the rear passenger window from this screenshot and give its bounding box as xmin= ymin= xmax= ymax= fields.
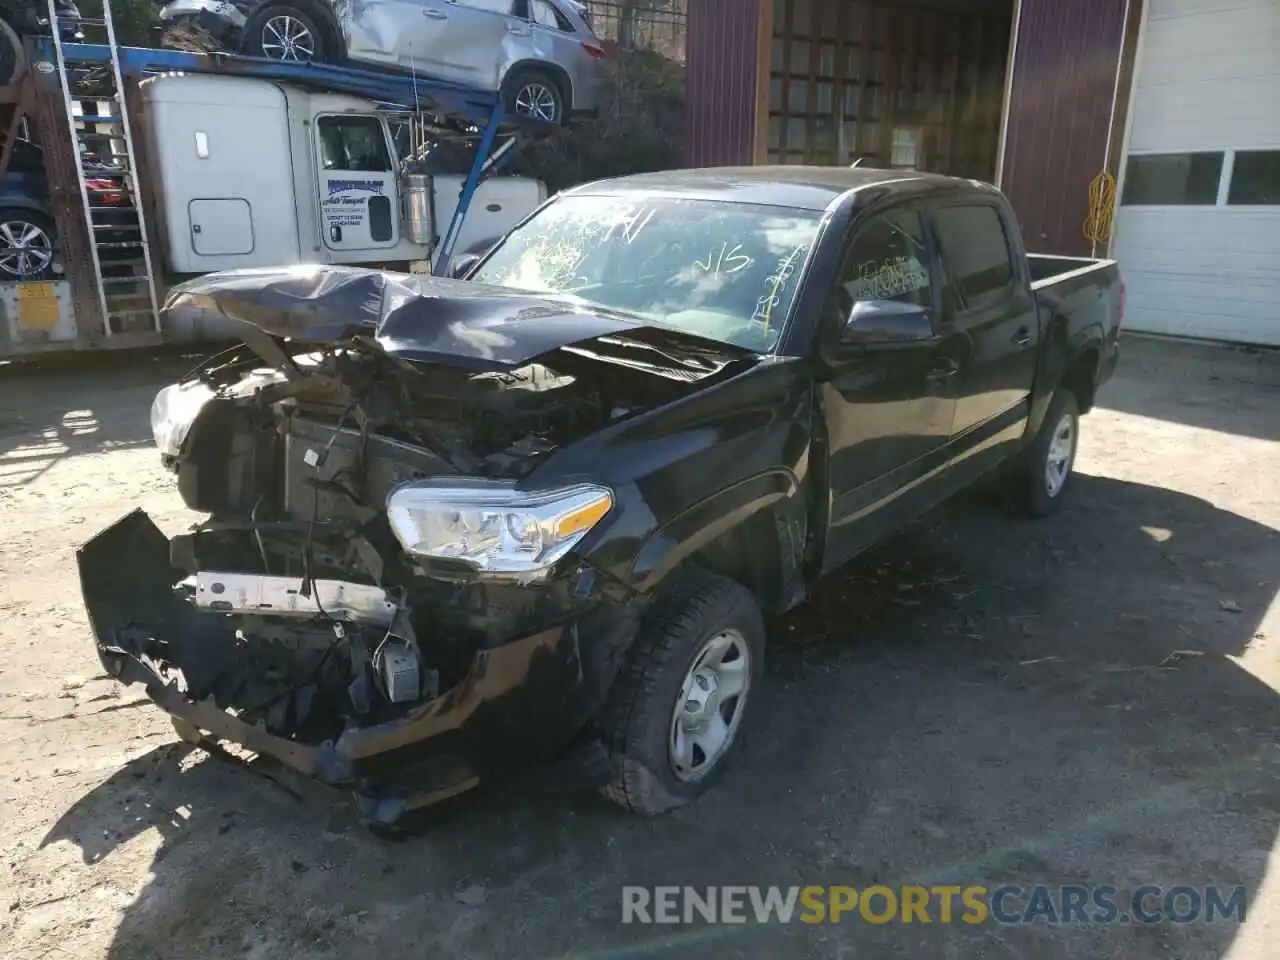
xmin=933 ymin=205 xmax=1015 ymax=307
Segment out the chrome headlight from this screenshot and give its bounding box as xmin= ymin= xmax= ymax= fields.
xmin=385 ymin=478 xmax=614 ymax=577
xmin=150 ymin=380 xmax=214 ymax=457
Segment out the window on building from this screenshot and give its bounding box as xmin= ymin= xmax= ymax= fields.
xmin=932 ymin=204 xmax=1015 ymax=307
xmin=890 ymin=126 xmax=922 ymax=168
xmin=1121 ymin=152 xmax=1223 ymax=206
xmin=834 ymin=209 xmax=932 ymax=340
xmin=317 ymin=116 xmax=391 ymax=172
xmin=1228 ymin=150 xmax=1280 ymax=206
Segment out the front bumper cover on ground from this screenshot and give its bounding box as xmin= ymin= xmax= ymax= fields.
xmin=77 ymin=509 xmax=629 ymax=827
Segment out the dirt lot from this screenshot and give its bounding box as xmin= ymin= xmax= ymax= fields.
xmin=0 ymin=336 xmax=1277 ymax=960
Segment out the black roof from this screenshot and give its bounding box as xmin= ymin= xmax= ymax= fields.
xmin=564 ymin=165 xmax=996 ymax=211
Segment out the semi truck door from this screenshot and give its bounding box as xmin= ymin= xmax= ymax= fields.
xmin=313 ymin=114 xmax=400 ymax=253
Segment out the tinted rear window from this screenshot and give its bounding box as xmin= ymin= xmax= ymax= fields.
xmin=933 ymin=204 xmax=1015 ymax=306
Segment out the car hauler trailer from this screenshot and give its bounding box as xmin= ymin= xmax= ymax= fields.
xmin=0 ymin=0 xmax=551 ymax=359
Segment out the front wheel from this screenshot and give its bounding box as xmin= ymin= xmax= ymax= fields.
xmin=1004 ymin=388 xmax=1080 ymax=517
xmin=599 ymin=570 xmax=764 ymax=816
xmin=0 ymin=209 xmax=56 ymax=281
xmin=243 ymin=5 xmax=327 ymax=63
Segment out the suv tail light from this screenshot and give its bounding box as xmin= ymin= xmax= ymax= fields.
xmin=1118 ymin=281 xmax=1126 ymax=329
xmin=581 ymin=42 xmax=607 ymax=60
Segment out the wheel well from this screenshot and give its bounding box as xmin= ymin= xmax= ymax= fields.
xmin=1062 ymin=346 xmax=1101 ymax=414
xmin=690 ymin=511 xmax=785 ymax=616
xmin=503 ymin=60 xmax=573 ymax=108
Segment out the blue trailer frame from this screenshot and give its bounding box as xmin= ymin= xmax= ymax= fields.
xmin=38 ymin=40 xmax=547 ymax=275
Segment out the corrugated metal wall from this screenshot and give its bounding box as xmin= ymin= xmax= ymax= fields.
xmin=998 ymin=0 xmax=1129 ymax=255
xmin=685 ymin=0 xmax=766 ymax=166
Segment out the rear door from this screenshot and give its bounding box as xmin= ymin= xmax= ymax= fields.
xmin=929 ymin=200 xmax=1039 ymax=447
xmin=314 ymin=115 xmax=400 ymax=253
xmin=818 ymin=203 xmax=965 ymax=571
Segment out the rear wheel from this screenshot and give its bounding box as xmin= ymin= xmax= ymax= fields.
xmin=0 ymin=209 xmax=56 ymax=281
xmin=599 ymin=571 xmax=764 ymax=816
xmin=1003 ymin=388 xmax=1080 ymax=517
xmin=503 ymin=68 xmax=566 ymax=124
xmin=243 ymin=5 xmax=327 ymax=63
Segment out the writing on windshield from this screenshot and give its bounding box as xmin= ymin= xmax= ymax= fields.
xmin=471 ymin=195 xmax=822 ymax=353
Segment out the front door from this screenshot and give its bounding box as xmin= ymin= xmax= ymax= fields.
xmin=930 ymin=201 xmax=1040 ymax=445
xmin=314 ymin=115 xmax=400 ymax=253
xmin=819 ymin=205 xmax=964 ymax=572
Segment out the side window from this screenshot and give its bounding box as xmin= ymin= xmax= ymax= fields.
xmin=316 ymin=116 xmax=392 ymax=173
xmin=833 ymin=208 xmax=932 ymax=340
xmin=530 ymin=0 xmax=569 ymax=29
xmin=932 ymin=204 xmax=1015 ymax=308
xmin=459 ymin=0 xmax=518 ymax=13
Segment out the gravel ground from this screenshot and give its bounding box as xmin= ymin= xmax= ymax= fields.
xmin=0 ymin=335 xmax=1277 ymax=960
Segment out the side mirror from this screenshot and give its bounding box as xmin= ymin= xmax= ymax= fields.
xmin=842 ymin=299 xmax=936 ymax=346
xmin=447 ymin=253 xmax=481 ymax=279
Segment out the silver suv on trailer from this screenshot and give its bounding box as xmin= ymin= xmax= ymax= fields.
xmin=158 ymin=0 xmax=606 ymax=123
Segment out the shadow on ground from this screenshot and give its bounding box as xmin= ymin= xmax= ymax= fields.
xmin=1100 ymin=336 xmax=1280 ymax=441
xmin=0 ymin=351 xmax=202 ymax=486
xmin=40 ymin=471 xmax=1280 ymax=960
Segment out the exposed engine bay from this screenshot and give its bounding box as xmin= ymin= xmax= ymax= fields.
xmin=142 ymin=338 xmax=693 ymax=746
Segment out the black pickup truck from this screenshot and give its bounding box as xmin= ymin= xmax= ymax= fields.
xmin=79 ymin=167 xmax=1122 ymax=829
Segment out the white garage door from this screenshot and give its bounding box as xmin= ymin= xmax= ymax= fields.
xmin=1110 ymin=0 xmax=1280 ymax=346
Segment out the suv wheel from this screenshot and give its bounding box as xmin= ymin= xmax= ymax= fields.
xmin=503 ymin=68 xmax=565 ymax=124
xmin=599 ymin=570 xmax=764 ymax=816
xmin=0 ymin=210 xmax=56 ymax=281
xmin=1005 ymin=388 xmax=1080 ymax=517
xmin=244 ymin=5 xmax=326 ymax=63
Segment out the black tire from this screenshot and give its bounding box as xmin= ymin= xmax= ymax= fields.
xmin=1003 ymin=388 xmax=1080 ymax=518
xmin=242 ymin=5 xmax=327 ymax=63
xmin=0 ymin=18 xmax=26 ymax=89
xmin=503 ymin=68 xmax=566 ymax=125
xmin=599 ymin=570 xmax=765 ymax=816
xmin=0 ymin=208 xmax=57 ymax=281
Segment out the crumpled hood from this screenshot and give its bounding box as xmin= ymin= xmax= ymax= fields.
xmin=163 ymin=265 xmax=756 ymax=375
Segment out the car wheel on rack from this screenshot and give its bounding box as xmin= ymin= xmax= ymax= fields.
xmin=243 ymin=5 xmax=327 ymax=64
xmin=599 ymin=570 xmax=765 ymax=817
xmin=0 ymin=18 xmax=27 ymax=89
xmin=0 ymin=209 xmax=56 ymax=282
xmin=503 ymin=68 xmax=566 ymax=124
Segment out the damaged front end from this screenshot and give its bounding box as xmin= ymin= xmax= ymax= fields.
xmin=81 ymin=266 xmax=752 ymax=826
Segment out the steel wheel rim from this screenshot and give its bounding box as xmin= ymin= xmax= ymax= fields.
xmin=669 ymin=628 xmax=751 ymax=783
xmin=0 ymin=220 xmax=52 ymax=278
xmin=1045 ymin=412 xmax=1076 ymax=498
xmin=261 ymin=15 xmax=315 ymax=62
xmin=514 ymin=82 xmax=559 ymax=122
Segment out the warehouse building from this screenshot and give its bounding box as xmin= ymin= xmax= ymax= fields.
xmin=685 ymin=0 xmax=1279 ymax=346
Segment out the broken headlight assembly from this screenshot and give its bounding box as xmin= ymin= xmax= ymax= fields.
xmin=150 ymin=380 xmax=214 ymax=457
xmin=385 ymin=478 xmax=613 ymax=577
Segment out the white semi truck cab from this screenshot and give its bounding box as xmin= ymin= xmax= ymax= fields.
xmin=138 ymin=73 xmax=545 ymax=276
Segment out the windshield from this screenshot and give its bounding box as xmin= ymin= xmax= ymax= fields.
xmin=470 ymin=195 xmax=823 ymax=353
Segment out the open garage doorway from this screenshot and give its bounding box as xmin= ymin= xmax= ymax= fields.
xmin=763 ymin=0 xmax=1015 ymax=180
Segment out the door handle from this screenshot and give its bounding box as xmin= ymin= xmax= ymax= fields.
xmin=1012 ymin=326 xmax=1032 ymax=348
xmin=506 ymin=21 xmax=532 ymax=35
xmin=925 ymin=358 xmax=959 ymax=382
xmin=422 ymin=8 xmax=448 ymax=18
